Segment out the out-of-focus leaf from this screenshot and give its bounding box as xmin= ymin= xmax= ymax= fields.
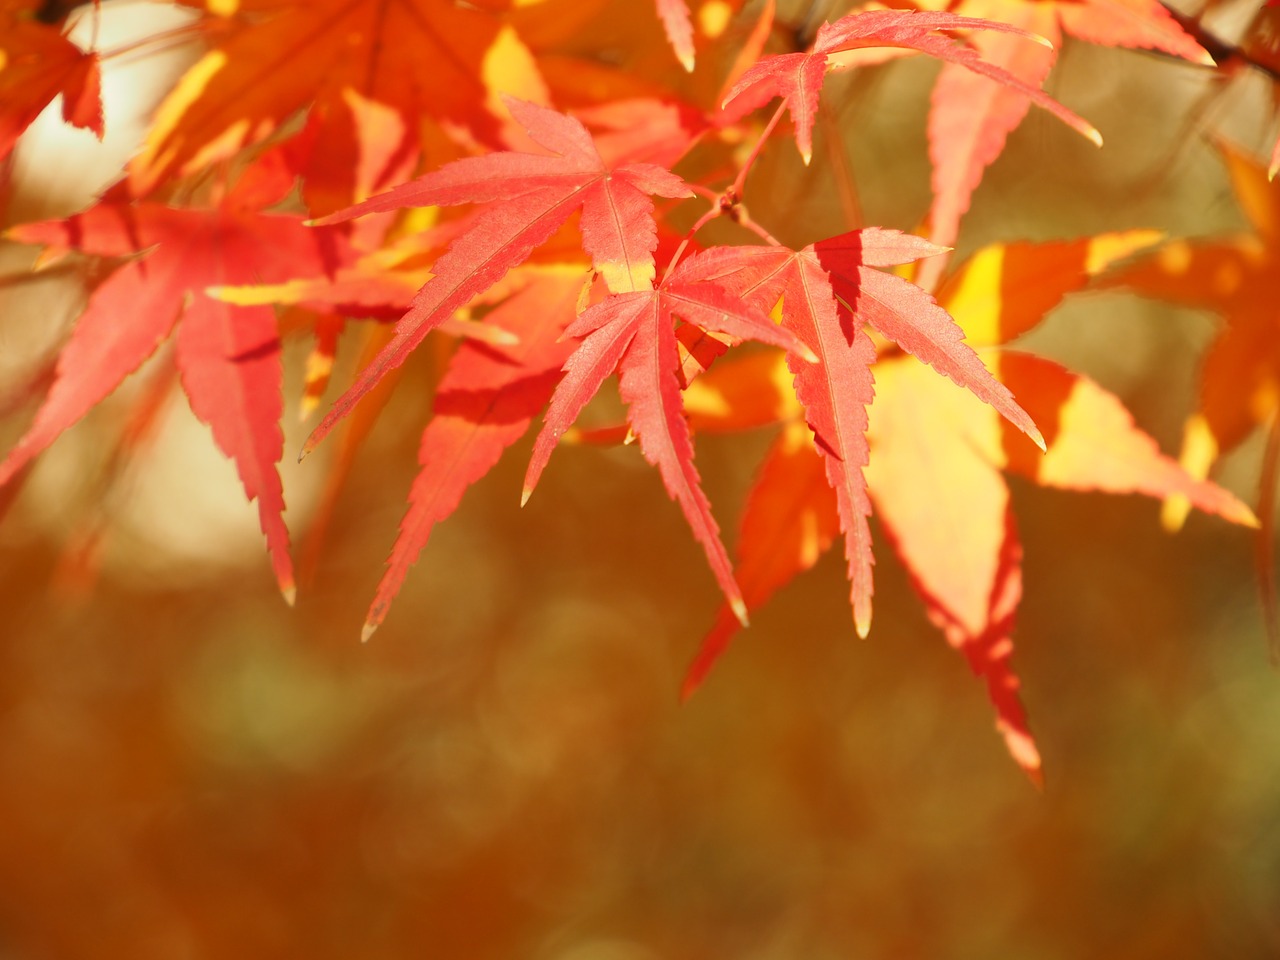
xmin=3 ymin=172 xmax=345 ymax=600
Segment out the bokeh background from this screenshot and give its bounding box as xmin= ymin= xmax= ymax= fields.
xmin=1 ymin=1 xmax=1279 ymax=957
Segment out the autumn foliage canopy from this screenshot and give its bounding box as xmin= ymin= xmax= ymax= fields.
xmin=2 ymin=0 xmax=1278 ymax=786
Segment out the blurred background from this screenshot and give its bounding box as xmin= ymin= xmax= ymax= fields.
xmin=1 ymin=1 xmax=1279 ymax=957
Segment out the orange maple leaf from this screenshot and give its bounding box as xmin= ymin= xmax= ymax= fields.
xmin=1102 ymin=139 xmax=1280 ymax=647
xmin=1101 ymin=141 xmax=1280 ymax=527
xmin=0 ymin=3 xmax=103 ymax=161
xmin=130 ymin=0 xmax=544 ymax=210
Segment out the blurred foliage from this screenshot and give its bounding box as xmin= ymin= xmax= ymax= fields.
xmin=1 ymin=424 xmax=1278 ymax=958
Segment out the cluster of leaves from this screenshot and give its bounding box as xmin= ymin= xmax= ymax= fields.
xmin=0 ymin=0 xmax=1272 ymax=779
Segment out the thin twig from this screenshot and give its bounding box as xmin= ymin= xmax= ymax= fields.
xmin=732 ymin=100 xmax=790 ymax=199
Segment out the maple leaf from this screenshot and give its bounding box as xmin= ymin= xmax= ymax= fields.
xmin=129 ymin=0 xmax=545 ymax=208
xmin=721 ymin=8 xmax=1101 ymax=166
xmin=364 ymin=269 xmax=583 ymax=640
xmin=678 ymin=230 xmax=1256 ymax=779
xmin=909 ymin=0 xmax=1212 ymax=253
xmin=302 ymin=98 xmax=692 ymax=457
xmin=1099 ymin=141 xmax=1280 ymax=528
xmin=524 ymin=267 xmax=814 ymax=625
xmin=206 ymin=210 xmax=573 ymax=605
xmin=675 ymin=227 xmax=1043 ymax=636
xmin=1 ymin=169 xmax=343 ymax=601
xmin=0 ymin=4 xmax=103 ymax=162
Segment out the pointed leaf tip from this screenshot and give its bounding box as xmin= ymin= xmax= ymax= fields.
xmin=1086 ymin=127 xmax=1103 ymax=148
xmin=520 ymin=485 xmax=533 ymax=507
xmin=855 ymin=607 xmax=871 ymax=639
xmin=730 ymin=595 xmax=749 ymax=628
xmin=299 ymin=427 xmax=326 ymax=460
xmin=361 ymin=621 xmax=378 ymax=643
xmin=679 ymin=52 xmax=695 ymax=72
xmin=282 ymin=583 xmax=297 ymax=607
xmin=801 ymin=148 xmax=813 ymax=166
xmin=678 ymin=677 xmax=697 ymax=704
xmin=796 ymin=342 xmax=819 ymax=364
xmin=1030 ymin=424 xmax=1047 ymax=453
xmin=1003 ymin=726 xmax=1044 ymax=787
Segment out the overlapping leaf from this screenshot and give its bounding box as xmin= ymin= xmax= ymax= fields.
xmin=721 ymin=8 xmax=1101 ymax=166
xmin=130 ymin=0 xmax=544 ymax=209
xmin=0 ymin=3 xmax=102 ymax=162
xmin=676 ymin=227 xmax=1042 ymax=636
xmin=526 ymin=267 xmax=812 ymax=623
xmin=679 ymin=230 xmax=1255 ymax=778
xmin=303 ymin=98 xmax=692 ymax=458
xmin=1 ymin=169 xmax=343 ymax=599
xmin=364 ymin=269 xmax=584 ymax=638
xmin=908 ymin=0 xmax=1210 ymax=252
xmin=1099 ymin=141 xmax=1280 ymax=528
xmin=1099 ymin=141 xmax=1280 ymax=644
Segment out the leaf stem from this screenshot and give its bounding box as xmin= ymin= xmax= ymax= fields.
xmin=732 ymin=100 xmax=789 ymax=200
xmin=661 ymin=194 xmax=781 ymax=283
xmin=663 ymin=96 xmax=794 ymax=279
xmin=663 ymin=203 xmax=724 ymax=279
xmin=736 ymin=208 xmax=780 ymax=245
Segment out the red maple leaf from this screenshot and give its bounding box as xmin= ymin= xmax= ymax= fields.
xmin=675 ymin=227 xmax=1043 ymax=636
xmin=303 ymin=98 xmax=692 ymax=457
xmin=524 ymin=266 xmax=814 ymax=624
xmin=721 ymin=8 xmax=1100 ymax=165
xmin=363 ymin=269 xmax=584 ymax=639
xmin=1 ymin=167 xmax=343 ymax=601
